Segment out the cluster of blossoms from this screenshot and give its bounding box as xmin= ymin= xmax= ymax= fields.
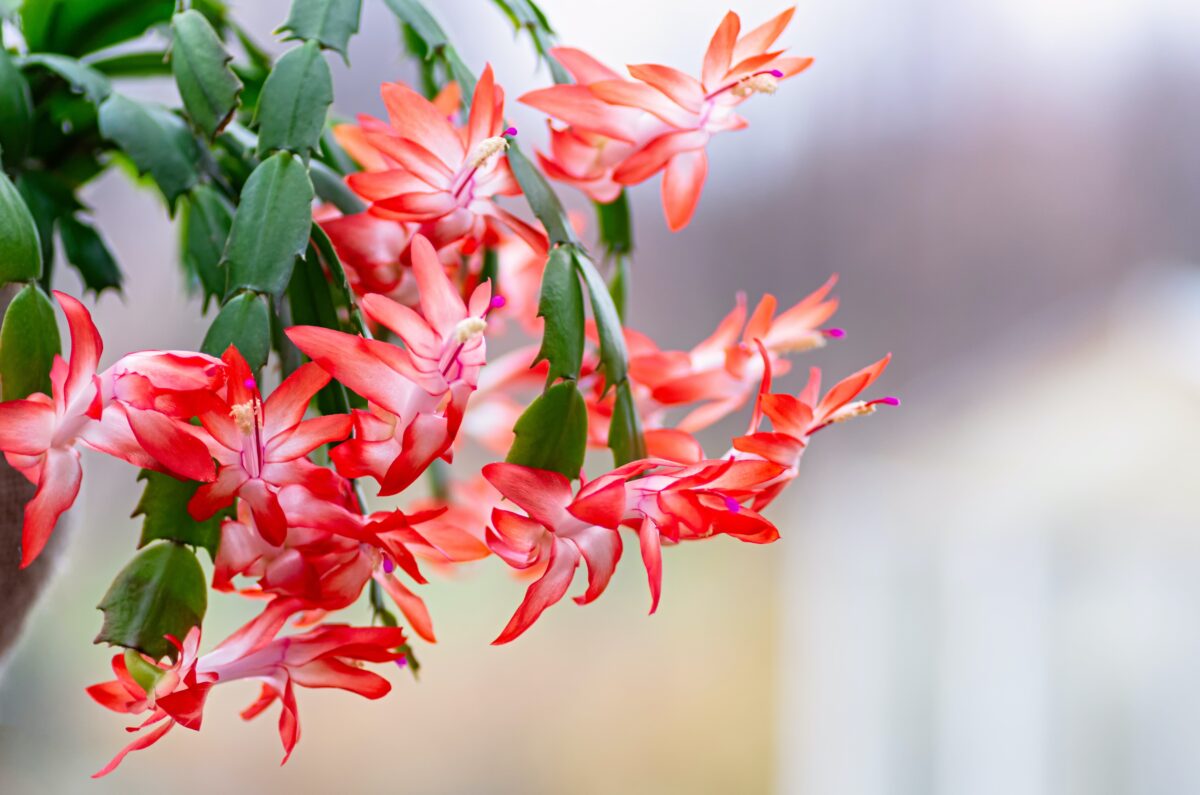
xmin=0 ymin=7 xmax=894 ymax=775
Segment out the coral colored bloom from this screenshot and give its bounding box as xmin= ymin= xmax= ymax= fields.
xmin=341 ymin=65 xmax=547 ymax=255
xmin=0 ymin=292 xmax=220 ymax=566
xmin=733 ymin=353 xmax=896 ymax=509
xmin=188 ymin=347 xmax=352 ymax=545
xmin=522 ymin=8 xmax=812 ymax=229
xmin=88 ymin=599 xmax=406 ymax=776
xmin=287 ymin=234 xmax=494 ymax=495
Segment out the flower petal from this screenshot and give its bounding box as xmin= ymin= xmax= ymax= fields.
xmin=493 ymin=538 xmax=580 ymax=644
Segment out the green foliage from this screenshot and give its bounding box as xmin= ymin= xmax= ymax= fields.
xmin=503 ymin=133 xmax=575 ymax=246
xmin=0 ymin=49 xmax=33 ymax=164
xmin=202 ymin=290 xmax=271 ymax=370
xmin=19 ymin=54 xmax=113 ymax=104
xmin=58 ymin=215 xmax=122 ymax=295
xmin=608 ymin=381 xmax=646 ymax=466
xmin=181 ymin=184 xmax=234 ymax=309
xmin=381 ymin=0 xmax=476 ymax=100
xmin=222 ymin=151 xmax=313 ymax=296
xmin=535 ymin=246 xmax=585 ymax=384
xmin=96 ymin=542 xmax=207 ymax=661
xmin=310 ymin=159 xmax=365 ymax=214
xmin=133 ymin=470 xmax=223 ymax=560
xmin=279 ymin=0 xmax=362 ymax=58
xmin=0 ymin=171 xmax=42 ymax=282
xmin=16 ymin=171 xmax=79 ymax=278
xmin=574 ymin=251 xmax=629 ymax=391
xmin=88 ymin=51 xmax=172 ymax=79
xmin=506 ymin=381 xmax=589 ymax=479
xmin=98 ymin=94 xmax=200 ymax=211
xmin=254 ymin=41 xmax=333 ymax=157
xmin=489 ymin=0 xmax=569 ymax=83
xmin=170 ymin=10 xmax=242 ymax=139
xmin=595 ymin=192 xmax=633 ymax=256
xmin=20 ymin=0 xmax=174 ymax=57
xmin=0 ymin=283 xmax=59 ymax=400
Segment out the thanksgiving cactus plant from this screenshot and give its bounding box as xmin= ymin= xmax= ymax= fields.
xmin=0 ymin=0 xmax=896 ymax=775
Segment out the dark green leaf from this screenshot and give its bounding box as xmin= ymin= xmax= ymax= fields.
xmin=607 ymin=380 xmax=646 ymax=466
xmin=382 ymin=0 xmax=448 ymax=54
xmin=170 ymin=10 xmax=242 ymax=139
xmin=98 ymin=94 xmax=200 ymax=210
xmin=20 ymin=0 xmax=174 ymax=57
xmin=181 ymin=184 xmax=234 ymax=309
xmin=0 ymin=283 xmax=59 ymax=400
xmin=95 ymin=542 xmax=207 ymax=661
xmin=0 ymin=49 xmax=33 ymax=164
xmin=58 ymin=215 xmax=122 ymax=295
xmin=88 ymin=50 xmax=171 ymax=78
xmin=202 ymin=291 xmax=271 ymax=370
xmin=489 ymin=0 xmax=570 ymax=84
xmin=608 ymin=253 xmax=630 ymax=324
xmin=534 ymin=246 xmax=584 ymax=384
xmin=574 ymin=250 xmax=628 ymax=390
xmin=506 ymin=141 xmax=572 ymax=245
xmin=505 ymin=381 xmax=588 ymax=479
xmin=595 ymin=191 xmax=632 ymax=256
xmin=0 ymin=171 xmax=42 ymax=282
xmin=254 ymin=41 xmax=332 ymax=157
xmin=310 ymin=159 xmax=365 ymax=214
xmin=222 ymin=152 xmax=312 ymax=297
xmin=133 ymin=470 xmax=223 ymax=560
xmin=20 ymin=54 xmax=112 ymax=104
xmin=16 ymin=171 xmax=78 ymax=271
xmin=279 ymin=0 xmax=362 ymax=58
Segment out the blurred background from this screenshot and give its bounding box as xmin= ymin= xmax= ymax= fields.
xmin=3 ymin=0 xmax=1200 ymax=792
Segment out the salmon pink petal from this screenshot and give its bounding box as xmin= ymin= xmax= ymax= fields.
xmin=816 ymin=354 xmax=891 ymax=419
xmin=493 ymin=538 xmax=580 ymax=644
xmin=362 ymin=132 xmax=453 ymax=188
xmin=20 ymin=446 xmax=81 ymax=568
xmin=487 ymin=509 xmax=547 ymax=568
xmin=86 ymin=680 xmax=140 ymax=713
xmin=733 ymin=431 xmax=805 ymax=464
xmin=589 ymin=80 xmax=698 ymax=129
xmin=266 ymin=415 xmax=352 ymax=462
xmin=187 ymin=466 xmax=248 ymax=523
xmin=241 ymin=479 xmax=288 ymax=546
xmin=759 ymin=393 xmax=813 ymax=437
xmin=91 ymin=718 xmax=174 ymax=778
xmin=627 ymin=63 xmax=706 ymax=112
xmin=373 ymin=190 xmax=459 ymax=219
xmin=569 ymin=525 xmax=622 ymax=605
xmin=549 ymin=46 xmax=623 ymax=83
xmin=0 ymin=400 xmax=54 ymax=455
xmin=466 ymin=64 xmax=500 ymax=150
xmin=773 ymin=55 xmax=815 ymax=79
xmin=377 ymin=573 xmax=436 ymax=643
xmin=408 ymin=234 xmax=467 ymax=334
xmin=743 ymin=294 xmax=778 ymax=344
xmin=569 ymin=478 xmax=625 ymax=529
xmin=662 ymin=148 xmax=709 ymax=231
xmin=262 ymin=362 xmax=331 ymax=438
xmin=381 ymin=81 xmax=464 ymax=166
xmin=481 ymin=463 xmax=573 ymax=528
xmin=378 ymin=412 xmax=451 ymax=496
xmin=333 ymin=122 xmax=390 ymax=171
xmin=476 ymin=203 xmax=549 ymax=257
xmin=613 ymin=130 xmax=709 ymax=185
xmin=346 ymin=169 xmax=433 ymax=202
xmin=644 ymin=429 xmax=705 ymax=464
xmin=702 ymin=11 xmax=741 ymax=88
xmin=290 ymin=658 xmax=393 ymax=698
xmin=53 ymin=291 xmax=102 ymax=404
xmin=732 ymin=7 xmax=796 ymax=63
xmin=285 ymin=326 xmax=416 ymax=418
xmin=124 ymin=406 xmax=216 ymax=483
xmin=519 ymin=85 xmax=638 ymax=144
xmin=637 ymin=516 xmax=663 ymax=614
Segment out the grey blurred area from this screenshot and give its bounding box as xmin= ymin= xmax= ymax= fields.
xmin=2 ymin=1 xmax=1199 ymax=793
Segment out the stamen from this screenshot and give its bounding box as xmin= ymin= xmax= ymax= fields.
xmin=872 ymin=396 xmax=901 ymax=407
xmin=731 ymin=70 xmax=782 ymax=98
xmin=382 ymin=556 xmax=395 ymax=575
xmin=490 ymin=295 xmax=507 ymax=310
xmin=230 ymin=401 xmax=257 ymax=436
xmin=243 ymin=377 xmax=256 ymax=390
xmin=468 ymin=136 xmax=510 ymax=169
xmin=824 ymin=328 xmax=845 ymax=339
xmin=722 ymin=495 xmax=742 ymax=513
xmin=452 ymin=317 xmax=487 ymax=344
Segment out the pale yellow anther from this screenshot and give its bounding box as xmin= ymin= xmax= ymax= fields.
xmin=469 ymin=136 xmax=509 ymax=168
xmin=732 ymin=74 xmax=779 ymax=98
xmin=828 ymin=401 xmax=876 ymax=424
xmin=453 ymin=316 xmax=487 ymax=344
xmin=230 ymin=401 xmax=258 ymax=436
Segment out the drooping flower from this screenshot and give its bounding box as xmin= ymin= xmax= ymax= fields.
xmin=522 ymin=7 xmax=812 ymax=230
xmin=340 ymin=65 xmax=547 ymax=255
xmin=287 ymin=234 xmax=496 ymax=495
xmin=0 ymin=292 xmax=220 ymax=566
xmin=88 ymin=598 xmax=407 ymax=776
xmin=187 ymin=347 xmax=352 ymax=545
